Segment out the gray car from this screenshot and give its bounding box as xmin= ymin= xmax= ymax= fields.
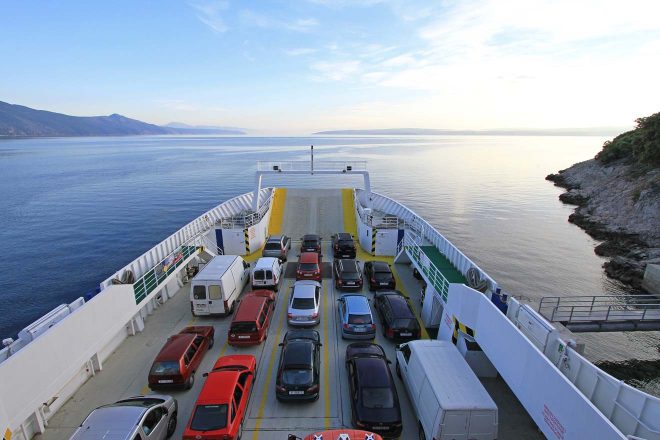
xmin=288 ymin=280 xmax=321 ymax=326
xmin=337 ymin=294 xmax=376 ymax=339
xmin=262 ymin=235 xmax=291 ymax=261
xmin=69 ymin=395 xmax=177 ymax=440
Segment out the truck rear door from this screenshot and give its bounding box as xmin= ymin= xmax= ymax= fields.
xmin=467 ymin=410 xmax=497 ymax=440
xmin=440 ymin=411 xmax=468 ymax=440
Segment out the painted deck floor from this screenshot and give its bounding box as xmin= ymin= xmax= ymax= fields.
xmin=420 ymin=246 xmax=467 ymax=284
xmin=35 ymin=189 xmax=543 ymax=440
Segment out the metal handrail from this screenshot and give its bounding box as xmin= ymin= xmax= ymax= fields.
xmin=404 ymin=233 xmax=450 ymax=303
xmin=217 ymin=197 xmax=271 ymax=229
xmin=539 ymin=295 xmax=660 ymax=323
xmin=257 ymin=160 xmax=367 ymax=172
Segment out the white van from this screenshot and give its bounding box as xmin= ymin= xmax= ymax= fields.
xmin=190 ymin=255 xmax=250 ymax=316
xmin=395 ymin=340 xmax=498 ymax=440
xmin=251 ymin=257 xmax=283 ymax=291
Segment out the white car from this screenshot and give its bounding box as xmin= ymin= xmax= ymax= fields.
xmin=288 ymin=280 xmax=321 ymax=326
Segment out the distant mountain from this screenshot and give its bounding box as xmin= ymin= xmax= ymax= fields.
xmin=0 ymin=101 xmax=245 ymax=136
xmin=313 ymin=127 xmax=627 ymax=136
xmin=165 ymin=122 xmax=246 ymax=134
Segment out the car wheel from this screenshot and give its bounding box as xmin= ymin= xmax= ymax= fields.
xmin=208 ymin=337 xmax=214 ymax=349
xmin=186 ymin=372 xmax=195 ymax=390
xmin=396 ymin=361 xmax=402 ymax=379
xmin=418 ymin=422 xmax=426 ymax=440
xmin=166 ymin=412 xmax=177 ymax=438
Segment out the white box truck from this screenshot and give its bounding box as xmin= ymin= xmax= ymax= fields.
xmin=190 ymin=255 xmax=250 ymax=316
xmin=395 ymin=340 xmax=498 ymax=440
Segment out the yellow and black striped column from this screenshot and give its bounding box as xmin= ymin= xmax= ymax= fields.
xmin=371 ymin=228 xmax=377 ymax=256
xmin=243 ymin=228 xmax=250 ymax=254
xmin=452 ymin=315 xmax=475 ymax=344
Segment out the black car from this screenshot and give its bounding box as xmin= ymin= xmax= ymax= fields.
xmin=275 ymin=330 xmax=322 ymax=401
xmin=373 ymin=291 xmax=421 ymax=341
xmin=345 ymin=342 xmax=402 ymax=438
xmin=364 ymin=261 xmax=396 ymax=291
xmin=301 ymin=234 xmax=322 ymax=254
xmin=333 ymin=259 xmax=363 ymax=290
xmin=332 ymin=232 xmax=356 ymax=258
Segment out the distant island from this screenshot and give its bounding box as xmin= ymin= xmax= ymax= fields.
xmin=0 ymin=101 xmax=245 ymax=137
xmin=313 ymin=127 xmax=626 ymax=136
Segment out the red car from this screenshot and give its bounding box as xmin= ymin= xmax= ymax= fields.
xmin=296 ymin=252 xmax=322 ymax=282
xmin=288 ymin=430 xmax=383 ymax=440
xmin=148 ymin=325 xmax=214 ymax=390
xmin=183 ymin=355 xmax=256 ymax=440
xmin=228 ymin=291 xmax=275 ymax=346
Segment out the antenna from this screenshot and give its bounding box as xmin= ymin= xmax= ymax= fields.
xmin=311 ymin=145 xmax=314 ymax=175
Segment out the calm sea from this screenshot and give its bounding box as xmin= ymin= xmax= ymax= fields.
xmin=0 ymin=135 xmax=658 ymax=392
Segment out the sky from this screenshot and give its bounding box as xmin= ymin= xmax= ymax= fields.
xmin=1 ymin=0 xmax=660 ymax=134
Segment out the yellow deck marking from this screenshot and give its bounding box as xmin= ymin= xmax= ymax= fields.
xmin=322 ymin=280 xmax=331 ymax=428
xmin=342 ymin=189 xmax=429 ymax=339
xmin=252 ymin=280 xmax=290 ymax=440
xmin=244 ymin=188 xmax=287 ymax=263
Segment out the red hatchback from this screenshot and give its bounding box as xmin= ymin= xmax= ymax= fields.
xmin=183 ymin=355 xmax=256 ymax=440
xmin=296 ymin=252 xmax=322 ymax=282
xmin=148 ymin=326 xmax=214 ymax=390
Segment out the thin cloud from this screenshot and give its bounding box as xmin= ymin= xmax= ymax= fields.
xmin=189 ymin=0 xmax=229 ymax=34
xmin=311 ymin=60 xmax=362 ymax=81
xmin=285 ymin=48 xmax=317 ymax=56
xmin=240 ymin=10 xmax=319 ymax=32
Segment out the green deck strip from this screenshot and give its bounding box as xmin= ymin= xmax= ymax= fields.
xmin=420 ymin=246 xmax=467 ymax=284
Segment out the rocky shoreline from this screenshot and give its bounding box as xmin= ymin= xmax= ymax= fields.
xmin=546 ymin=159 xmax=659 ymax=291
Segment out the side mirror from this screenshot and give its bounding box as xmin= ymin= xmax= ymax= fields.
xmin=386 ymin=359 xmax=392 ymax=364
xmin=278 ymin=343 xmax=284 ymax=346
xmin=202 ymin=372 xmax=209 ymax=377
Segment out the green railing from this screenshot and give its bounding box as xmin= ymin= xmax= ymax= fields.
xmin=133 ymin=245 xmax=198 ymax=305
xmin=406 ymin=236 xmax=450 ymax=303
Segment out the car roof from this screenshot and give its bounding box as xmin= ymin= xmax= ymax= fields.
xmin=282 ymin=341 xmax=314 ymax=368
xmin=292 ymin=283 xmax=317 ymax=298
xmin=77 ymin=406 xmax=145 ymax=440
xmin=154 ymin=333 xmax=196 ymax=361
xmin=346 ymin=342 xmax=386 ymax=360
xmin=303 ymin=234 xmax=320 ymax=240
xmin=299 ymin=252 xmax=319 ymax=263
xmin=343 ymin=295 xmax=370 ymax=313
xmin=254 ymin=257 xmax=278 ymax=269
xmin=372 ymin=261 xmax=390 ymax=272
xmin=197 ymin=370 xmax=240 ymax=404
xmin=234 ymin=295 xmax=268 ymax=321
xmin=284 ymin=329 xmax=320 ymax=343
xmin=338 ymin=259 xmax=359 ymax=272
xmin=355 ymin=357 xmax=392 ymax=387
xmin=383 ymin=294 xmax=414 ymax=318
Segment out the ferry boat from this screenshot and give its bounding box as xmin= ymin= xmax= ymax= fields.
xmin=0 ymin=157 xmax=659 ymax=440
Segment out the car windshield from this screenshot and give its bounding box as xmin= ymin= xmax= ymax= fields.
xmin=348 ymin=314 xmax=372 ymax=325
xmin=362 ymin=387 xmax=395 ymax=409
xmin=190 ymin=404 xmax=228 ymax=431
xmin=231 ymin=322 xmax=257 ymax=333
xmin=149 ymin=361 xmax=179 ymax=375
xmin=292 ymin=297 xmax=315 ymax=309
xmin=394 ymin=318 xmax=417 ymax=329
xmin=282 ymin=368 xmax=313 ymax=385
xmin=265 ymin=242 xmax=281 ymax=250
xmin=298 ymin=263 xmax=318 ymax=271
xmin=303 ymin=240 xmax=318 ymax=247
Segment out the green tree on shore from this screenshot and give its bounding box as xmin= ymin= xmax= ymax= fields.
xmin=596 ymin=112 xmax=660 ymax=167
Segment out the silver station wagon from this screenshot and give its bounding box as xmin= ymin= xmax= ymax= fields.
xmin=69 ymin=395 xmax=178 ymax=440
xmin=337 ymin=294 xmax=376 ymax=339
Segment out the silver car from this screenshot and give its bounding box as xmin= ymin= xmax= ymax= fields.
xmin=337 ymin=294 xmax=376 ymax=339
xmin=288 ymin=280 xmax=321 ymax=326
xmin=69 ymin=395 xmax=177 ymax=440
xmin=262 ymin=234 xmax=291 ymax=261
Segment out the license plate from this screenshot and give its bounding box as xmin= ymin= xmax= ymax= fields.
xmin=354 ymin=327 xmax=366 ymax=332
xmin=158 ymin=380 xmax=174 ymax=384
xmin=295 ymin=316 xmax=305 ymax=321
xmin=346 ymin=281 xmax=355 ymax=285
xmin=380 ymin=282 xmax=389 ymax=286
xmin=289 ymin=390 xmax=304 ymax=395
xmin=238 ymin=335 xmax=250 ymax=339
xmin=343 ymin=254 xmax=351 ymax=257
xmin=400 ymin=332 xmax=412 ymax=337
xmin=372 ymin=426 xmax=387 ymax=431
xmin=304 ymin=274 xmax=311 ymax=277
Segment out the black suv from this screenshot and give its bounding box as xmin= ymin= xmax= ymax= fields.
xmin=275 ymin=330 xmax=322 ymax=401
xmin=364 ymin=261 xmax=396 ymax=291
xmin=373 ymin=291 xmax=421 ymax=341
xmin=345 ymin=342 xmax=402 ymax=438
xmin=332 ymin=232 xmax=356 ymax=258
xmin=333 ymin=259 xmax=363 ymax=290
xmin=300 ymin=234 xmax=322 ymax=254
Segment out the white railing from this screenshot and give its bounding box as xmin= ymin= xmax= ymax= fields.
xmin=218 ymin=197 xmax=271 ymax=229
xmin=404 ymin=233 xmax=451 ymax=302
xmin=257 ymin=160 xmax=367 ymax=172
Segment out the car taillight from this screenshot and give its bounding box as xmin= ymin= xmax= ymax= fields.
xmin=277 ymin=385 xmax=286 ymax=392
xmin=337 ymin=279 xmax=343 ymax=285
xmin=343 ymin=323 xmax=349 ymax=330
xmin=311 ymin=312 xmax=318 ymax=318
xmin=307 ymin=384 xmax=319 ymax=393
xmin=230 ymin=333 xmax=236 ymax=338
xmin=386 ymin=328 xmax=394 ymax=338
xmin=356 ymin=421 xmax=366 ymax=428
xmin=371 ymin=277 xmax=376 ymax=283
xmin=287 ymin=313 xmax=293 ymax=319
xmin=371 ymin=324 xmax=376 ymax=330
